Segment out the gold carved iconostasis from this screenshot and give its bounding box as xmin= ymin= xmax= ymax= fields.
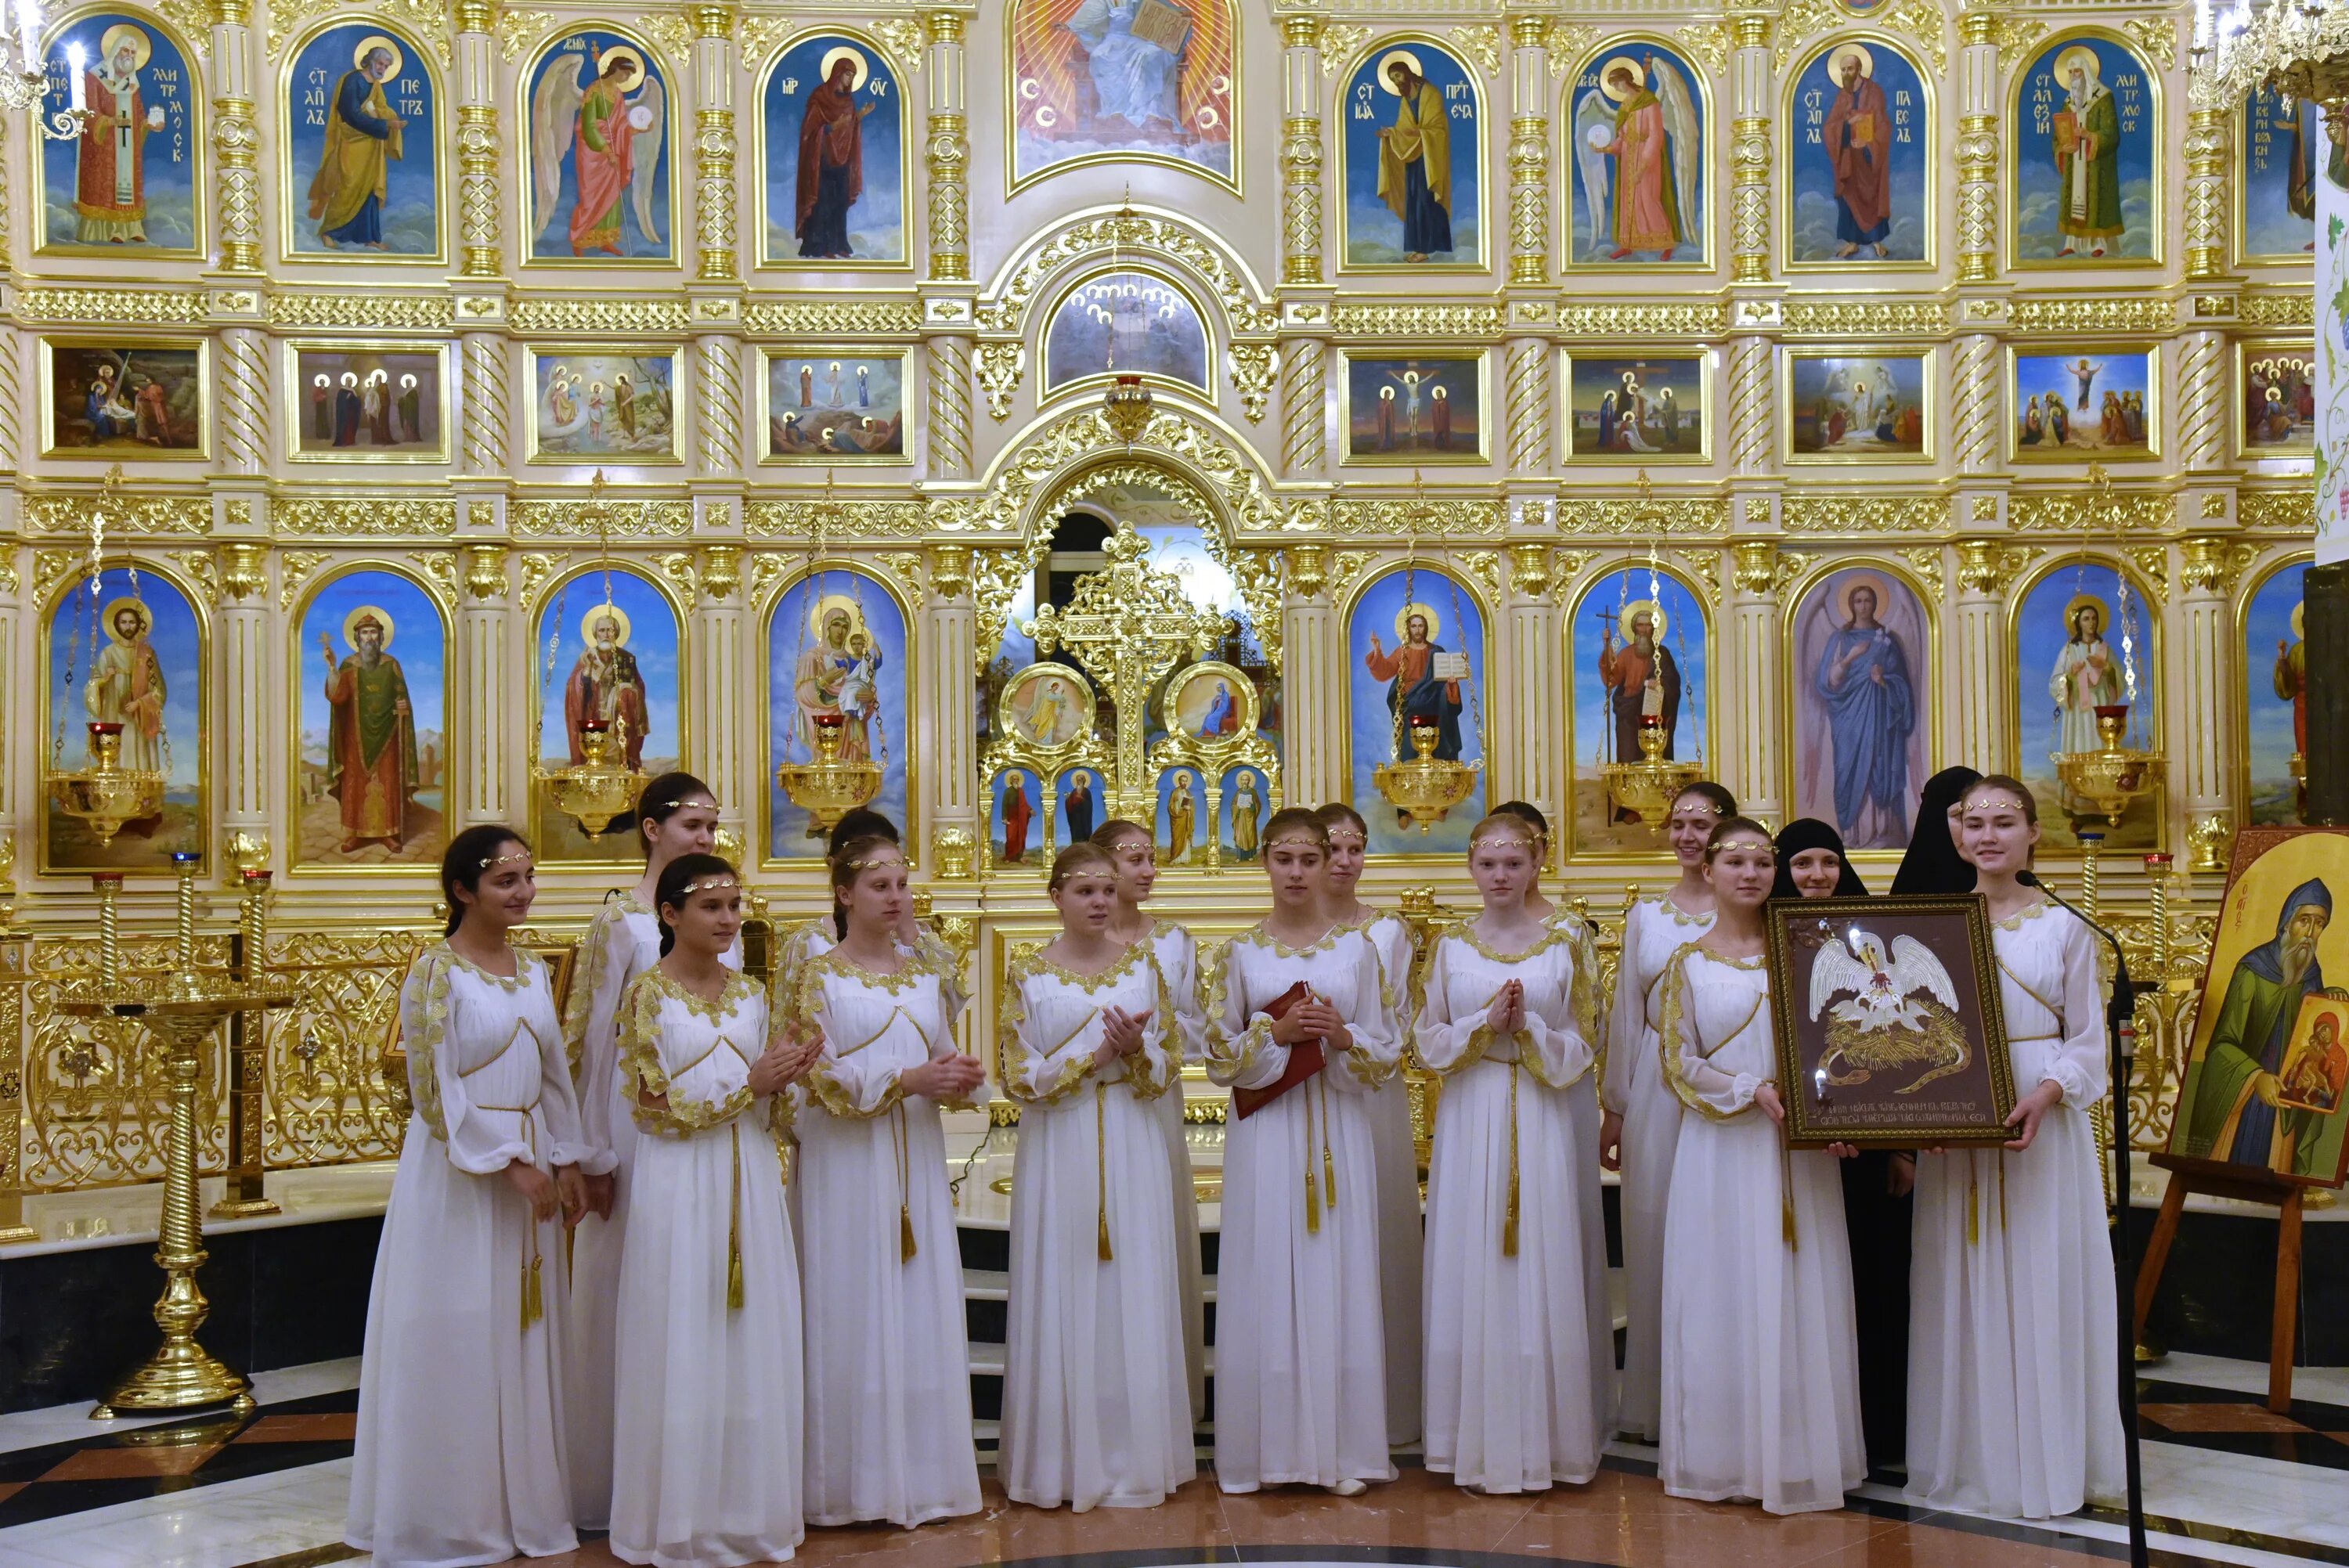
xmin=0 ymin=0 xmax=2318 ymax=1188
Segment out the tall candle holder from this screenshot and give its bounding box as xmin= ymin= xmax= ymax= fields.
xmin=63 ymin=853 xmax=291 ymax=1419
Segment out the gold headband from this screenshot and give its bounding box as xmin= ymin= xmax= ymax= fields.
xmin=1324 ymin=829 xmax=1366 ymax=848
xmin=1265 ymin=831 xmax=1326 ymax=853
xmin=1471 ymin=831 xmax=1539 ymax=851
xmin=679 ymin=876 xmax=738 ymax=896
xmin=1963 ymin=795 xmax=2031 ymax=816
xmin=478 ymin=849 xmax=532 ymax=868
xmin=1672 ymin=800 xmax=1723 ymax=816
xmin=841 ymin=852 xmax=903 ymax=873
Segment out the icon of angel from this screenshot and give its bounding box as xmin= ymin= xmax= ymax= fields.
xmin=1571 ymin=53 xmax=1699 ymax=262
xmin=529 ymin=40 xmax=666 ymax=258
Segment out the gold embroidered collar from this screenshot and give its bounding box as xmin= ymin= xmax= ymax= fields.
xmin=640 ymin=964 xmax=761 ymax=1022
xmin=1023 ymin=939 xmax=1149 ymax=990
xmin=438 ymin=942 xmax=536 ymax=993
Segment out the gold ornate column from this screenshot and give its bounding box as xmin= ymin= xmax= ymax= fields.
xmin=925 ymin=11 xmax=970 ymax=283
xmin=207 ymin=0 xmax=261 ymax=273
xmin=454 ymin=0 xmax=510 ymax=478
xmin=1280 ymin=14 xmax=1324 ymax=286
xmin=0 ymin=115 xmax=15 ymax=472
xmin=691 ymin=6 xmax=744 ymax=475
xmin=691 ymin=3 xmax=738 ymax=284
xmin=213 ymin=542 xmax=272 ymax=867
xmin=1727 ymin=542 xmax=1788 ymax=823
xmin=1279 ymin=546 xmax=1340 ymax=807
xmin=688 ymin=544 xmax=752 ymax=849
xmin=453 ymin=0 xmax=502 ymax=279
xmin=1955 ymin=3 xmax=1999 ymax=283
xmin=2178 ymin=538 xmax=2256 ymax=848
xmin=456 ymin=542 xmax=512 ymax=828
xmin=1281 ymin=341 xmax=1329 ymax=477
xmin=2178 ymin=327 xmax=2229 ymax=474
xmin=2184 ymin=73 xmax=2230 ymax=280
xmin=925 ymin=545 xmax=980 ymax=875
xmin=1506 ymin=13 xmax=1550 ymax=287
xmin=1500 ymin=535 xmax=1563 ymax=827
xmin=1729 ymin=2 xmax=1773 ymax=283
xmin=1954 ymin=540 xmax=2025 ymax=773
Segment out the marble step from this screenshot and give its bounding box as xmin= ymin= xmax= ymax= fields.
xmin=965 ymin=1341 xmax=1219 ymax=1379
xmin=962 ymin=1267 xmax=1217 ymax=1304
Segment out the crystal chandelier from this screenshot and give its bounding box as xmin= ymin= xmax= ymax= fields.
xmin=2191 ymin=0 xmax=2349 ymax=130
xmin=0 ymin=0 xmax=49 ymax=113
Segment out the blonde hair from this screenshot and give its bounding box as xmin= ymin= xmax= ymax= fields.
xmin=1467 ymin=813 xmax=1540 ymax=856
xmin=1048 ymin=842 xmax=1117 ymax=891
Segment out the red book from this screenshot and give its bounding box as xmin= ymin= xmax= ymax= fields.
xmin=1232 ymin=981 xmax=1327 ymax=1120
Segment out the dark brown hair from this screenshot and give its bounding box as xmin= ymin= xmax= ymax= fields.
xmin=1261 ymin=807 xmax=1331 ymax=856
xmin=1314 ymin=801 xmax=1369 ymax=837
xmin=654 ymin=853 xmax=737 ymax=958
xmin=635 ymin=772 xmax=716 ymax=859
xmin=829 ymin=833 xmax=905 ymax=937
xmin=1672 ymin=781 xmax=1740 ymax=819
xmin=440 ymin=824 xmax=530 ymax=937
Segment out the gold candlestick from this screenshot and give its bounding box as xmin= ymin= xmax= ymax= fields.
xmin=70 ymin=855 xmax=293 ymax=1419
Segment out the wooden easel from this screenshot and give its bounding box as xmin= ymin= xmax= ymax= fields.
xmin=2132 ymin=1155 xmax=2308 ymax=1415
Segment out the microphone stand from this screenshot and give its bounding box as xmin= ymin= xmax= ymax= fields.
xmin=2024 ymin=856 xmax=2150 ymax=1568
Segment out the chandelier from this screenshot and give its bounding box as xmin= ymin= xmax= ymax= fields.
xmin=0 ymin=0 xmax=49 ymax=112
xmin=2191 ymin=0 xmax=2349 ymax=126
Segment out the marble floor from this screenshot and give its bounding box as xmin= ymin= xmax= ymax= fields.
xmin=0 ymin=1353 xmax=2339 ymax=1568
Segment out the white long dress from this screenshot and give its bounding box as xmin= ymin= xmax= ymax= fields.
xmin=1907 ymin=899 xmax=2125 ymax=1519
xmin=787 ymin=947 xmax=983 ymax=1528
xmin=561 ymin=893 xmax=742 ymax=1530
xmin=1415 ymin=924 xmax=1612 ymax=1493
xmin=998 ymin=944 xmax=1195 ymax=1510
xmin=1141 ymin=918 xmax=1209 ymax=1425
xmin=1655 ymin=946 xmax=1865 ymax=1516
xmin=608 ymin=968 xmax=803 ymax=1567
xmin=348 ymin=945 xmax=594 ymax=1568
xmin=1604 ymin=892 xmax=1714 ymax=1440
xmin=1348 ymin=909 xmax=1423 ymax=1447
xmin=1206 ymin=925 xmax=1399 ymax=1493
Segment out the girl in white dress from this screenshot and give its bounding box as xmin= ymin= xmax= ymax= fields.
xmin=1208 ymin=809 xmax=1399 ymax=1497
xmin=1907 ymin=776 xmax=2125 ymax=1519
xmin=787 ymin=835 xmax=988 ymax=1528
xmin=561 ymin=772 xmax=732 ymax=1530
xmin=1415 ymin=814 xmax=1611 ymax=1494
xmin=609 ymin=855 xmax=817 ymax=1566
xmin=1000 ymin=843 xmax=1195 ymax=1510
xmin=1094 ymin=817 xmax=1208 ymax=1425
xmin=771 ymin=808 xmax=967 ymax=1018
xmin=1602 ymin=780 xmax=1733 ymax=1440
xmin=1655 ymin=816 xmax=1865 ymax=1515
xmin=1315 ymin=801 xmax=1420 ymax=1447
xmin=348 ymin=826 xmax=591 ymax=1568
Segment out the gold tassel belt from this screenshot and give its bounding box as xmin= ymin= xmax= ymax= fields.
xmin=1965 ymin=1034 xmax=2055 ymax=1245
xmin=891 ymin=1101 xmax=918 ymax=1263
xmin=1503 ymin=1062 xmax=1521 ymax=1259
xmin=726 ymin=1120 xmax=745 ymax=1311
xmin=478 ymin=1099 xmax=547 ymax=1332
xmin=1095 ymin=1080 xmax=1115 ymax=1263
xmin=1301 ymin=1074 xmax=1339 ymax=1235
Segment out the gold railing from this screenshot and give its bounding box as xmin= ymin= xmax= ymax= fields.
xmin=0 ymin=888 xmax=2212 ymax=1201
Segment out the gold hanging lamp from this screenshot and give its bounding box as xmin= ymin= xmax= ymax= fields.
xmin=1099 ymin=190 xmax=1154 ymax=445
xmin=2052 ymin=464 xmax=2164 ymax=827
xmin=531 ymin=470 xmax=651 ymax=836
xmin=774 ymin=470 xmax=883 ymax=831
xmin=1600 ymin=471 xmax=1701 ymax=827
xmin=47 ymin=467 xmax=165 ymax=846
xmin=1371 ymin=472 xmax=1481 ymax=831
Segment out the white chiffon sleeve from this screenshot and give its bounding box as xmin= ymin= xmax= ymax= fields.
xmin=1658 ymin=952 xmax=1760 ymax=1119
xmin=1326 ymin=938 xmax=1400 ymax=1093
xmin=557 ymin=906 xmax=630 ymax=1177
xmin=1205 ymin=942 xmax=1290 ymax=1093
xmin=400 ymin=955 xmax=533 ymax=1176
xmin=1164 ymin=928 xmax=1207 ymax=1065
xmin=532 ymin=970 xmax=596 ymax=1170
xmin=1409 ymin=939 xmax=1490 ymax=1074
xmin=1520 ymin=946 xmax=1595 ymax=1088
xmin=998 ymin=968 xmax=1099 ymax=1105
xmin=2045 ymin=913 xmax=2113 ymax=1108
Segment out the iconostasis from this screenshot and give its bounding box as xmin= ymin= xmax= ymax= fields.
xmin=1 ymin=0 xmax=2317 ymax=939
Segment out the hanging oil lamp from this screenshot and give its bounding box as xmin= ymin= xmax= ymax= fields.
xmin=1600 ymin=472 xmax=1701 ymax=827
xmin=1370 ymin=471 xmax=1481 ymax=831
xmin=531 ymin=469 xmax=655 ymax=835
xmin=774 ymin=470 xmax=882 ymax=831
xmin=1099 ymin=193 xmax=1154 ymax=445
xmin=2053 ymin=465 xmax=2164 ymax=827
xmin=46 ymin=467 xmax=165 ymax=846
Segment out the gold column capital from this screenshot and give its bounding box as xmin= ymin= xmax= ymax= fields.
xmin=461 ymin=542 xmax=509 ymax=600
xmin=207 ymin=0 xmax=251 ymax=27
xmin=927 ymin=542 xmax=973 ymax=600
xmin=699 ymin=543 xmax=743 ymax=603
xmin=690 ymin=3 xmax=734 ymax=41
xmin=1283 ymin=14 xmax=1323 ymax=49
xmin=1284 ymin=543 xmax=1328 ymax=598
xmin=1732 ymin=540 xmax=1780 ymax=597
xmin=1509 ymin=13 xmax=1548 ymax=49
xmin=215 ymin=541 xmax=267 ymax=602
xmin=1506 ymin=541 xmax=1551 ymax=598
xmin=451 ymin=0 xmax=493 ymax=34
xmin=926 ymin=10 xmax=966 ymax=45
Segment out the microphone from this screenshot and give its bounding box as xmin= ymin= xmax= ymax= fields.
xmin=2019 ymin=838 xmax=2149 ymax=1568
